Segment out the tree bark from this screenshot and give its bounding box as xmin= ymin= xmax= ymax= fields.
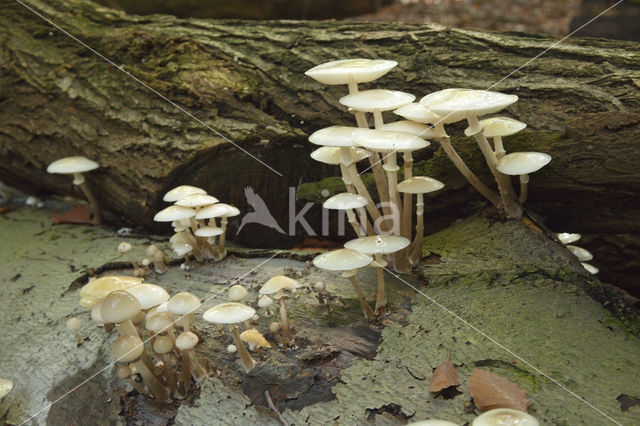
xmin=1 ymin=0 xmax=640 ymax=292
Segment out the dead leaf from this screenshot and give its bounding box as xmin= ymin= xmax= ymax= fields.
xmin=0 ymin=206 xmax=13 ymax=215
xmin=468 ymin=368 xmax=529 ymax=412
xmin=52 ymin=204 xmax=92 ymax=225
xmin=429 ymin=354 xmax=460 ymax=393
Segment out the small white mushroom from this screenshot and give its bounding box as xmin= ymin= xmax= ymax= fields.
xmin=471 ymin=408 xmax=538 ymax=426
xmin=66 ymin=317 xmax=83 ymax=345
xmin=47 ymin=156 xmax=102 ymax=224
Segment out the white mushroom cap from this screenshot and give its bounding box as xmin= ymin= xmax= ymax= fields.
xmin=0 ymin=378 xmax=14 ymax=400
xmin=258 ymin=295 xmax=274 ymax=309
xmin=378 ymin=120 xmax=436 ymax=138
xmin=172 ymin=242 xmax=193 ymax=256
xmin=101 ymin=290 xmax=142 ymax=324
xmin=47 ymin=156 xmax=99 ymax=174
xmin=407 ymin=421 xmax=460 ymax=426
xmin=420 ymin=88 xmax=518 ymax=122
xmin=79 ymin=275 xmax=143 ymax=308
xmin=145 ymin=301 xmax=169 ymax=321
xmin=112 ymin=334 xmax=144 ymax=363
xmin=313 ymin=248 xmax=373 ymax=271
xmin=581 ymin=262 xmax=599 ymax=274
xmin=175 ymin=193 xmax=219 ymax=207
xmin=323 ymin=192 xmax=368 ymax=210
xmin=222 ymin=205 xmax=241 ymax=217
xmin=66 ymin=317 xmax=81 ymax=332
xmin=259 ymin=275 xmax=302 ymax=297
xmin=557 ymin=232 xmax=581 ymax=245
xmin=479 ymin=117 xmax=527 ymax=137
xmin=310 ymin=147 xmax=370 ymax=165
xmin=496 ymin=152 xmax=551 ymax=175
xmin=153 ymin=335 xmax=174 ymax=354
xmin=195 ymin=203 xmax=232 ymax=220
xmin=145 ymin=312 xmax=174 ymax=333
xmin=567 ymin=245 xmax=594 ymax=261
xmin=163 ymin=185 xmax=206 ymax=202
xmin=167 ymin=292 xmax=201 ymax=316
xmin=308 ymin=126 xmax=358 ymax=147
xmin=175 ymin=331 xmax=199 ymax=350
xmin=304 ymin=59 xmax=397 ymax=85
xmin=344 ymin=235 xmax=410 ymax=255
xmin=125 ymin=283 xmax=170 ymax=310
xmin=227 ymin=344 xmax=237 ymax=353
xmin=397 ymin=176 xmax=445 ymax=194
xmin=471 ymin=408 xmax=539 ymax=426
xmin=352 ymin=129 xmax=430 ymax=153
xmin=91 ymin=302 xmax=104 ymax=323
xmin=228 ymin=285 xmax=249 ymax=302
xmin=202 ymin=302 xmax=256 ymax=324
xmin=240 ymin=329 xmax=271 ymax=348
xmin=117 ymin=242 xmax=132 ymax=253
xmin=194 ymin=226 xmax=225 ymax=237
xmin=339 ymin=89 xmax=415 ymax=112
xmin=154 ymin=205 xmax=196 ymax=222
xmin=394 ymin=102 xmax=445 ymax=124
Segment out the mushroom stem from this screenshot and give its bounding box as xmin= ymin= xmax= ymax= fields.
xmin=345 ymin=209 xmax=365 ymax=237
xmin=183 ymin=348 xmax=207 ymax=383
xmin=230 ymin=325 xmax=257 ymax=372
xmin=133 ymin=360 xmax=170 ymax=402
xmin=401 ymin=151 xmax=413 ymax=240
xmin=347 ymin=273 xmax=376 ymax=322
xmin=383 ymin=153 xmax=402 ymax=236
xmin=344 ymin=163 xmax=382 ymax=229
xmin=217 ymin=216 xmax=229 ymax=259
xmin=373 ymin=110 xmax=384 ymax=129
xmin=278 ymin=296 xmax=293 ymax=346
xmin=434 ymin=126 xmax=501 ymax=207
xmin=126 ymin=376 xmax=148 ymax=395
xmin=374 ymin=254 xmax=387 ymax=316
xmin=74 ymin=173 xmax=102 ymax=225
xmin=519 ymin=174 xmax=530 ymax=205
xmin=470 ymin=129 xmax=522 ymax=218
xmin=493 ymin=136 xmax=506 ymax=159
xmin=409 ymin=193 xmax=425 ymax=264
xmin=160 ymin=354 xmax=179 ymax=393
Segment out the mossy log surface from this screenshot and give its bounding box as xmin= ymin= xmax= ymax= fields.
xmin=0 ymin=204 xmax=639 ymax=425
xmin=1 ymin=0 xmax=640 ymax=288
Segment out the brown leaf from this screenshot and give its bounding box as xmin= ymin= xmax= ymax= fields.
xmin=429 ymin=354 xmax=460 ymax=393
xmin=468 ymin=368 xmax=529 ymax=412
xmin=52 ymin=204 xmax=92 ymax=225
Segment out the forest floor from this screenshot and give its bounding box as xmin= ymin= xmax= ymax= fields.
xmin=0 ymin=192 xmax=639 ymax=425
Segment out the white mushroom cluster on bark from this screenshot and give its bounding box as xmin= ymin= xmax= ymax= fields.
xmin=306 ymin=60 xmax=553 ymax=285
xmin=153 ymin=185 xmax=240 ymax=267
xmin=75 ymin=276 xmax=206 ymax=401
xmin=556 ymin=232 xmax=599 ymax=274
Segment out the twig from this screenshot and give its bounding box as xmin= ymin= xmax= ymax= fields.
xmin=264 ymin=390 xmax=288 ymax=426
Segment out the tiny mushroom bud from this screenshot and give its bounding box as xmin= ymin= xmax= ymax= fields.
xmin=227 ymin=344 xmax=237 ymax=353
xmin=118 ymin=242 xmax=132 ymax=254
xmin=152 ymin=250 xmax=167 ymax=274
xmin=269 ymin=321 xmax=282 ymax=346
xmin=228 ymin=284 xmax=248 ymax=302
xmin=47 ymin=156 xmax=102 ymax=224
xmin=116 ymin=364 xmax=147 ymax=395
xmin=66 ymin=317 xmax=83 ymax=346
xmin=257 ymin=295 xmax=274 ymax=317
xmin=471 ymin=408 xmax=539 ymax=426
xmin=202 ymin=302 xmax=257 ymax=372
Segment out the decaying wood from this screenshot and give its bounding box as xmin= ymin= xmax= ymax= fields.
xmin=1 ymin=0 xmax=640 ymax=293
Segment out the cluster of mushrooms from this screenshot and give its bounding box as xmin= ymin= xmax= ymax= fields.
xmin=304 ymin=59 xmax=552 ymax=305
xmin=557 ymin=232 xmax=599 ymax=274
xmin=153 ymin=185 xmax=240 ymax=267
xmin=72 ymin=272 xmax=304 ymax=400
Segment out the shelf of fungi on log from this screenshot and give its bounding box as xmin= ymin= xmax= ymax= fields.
xmin=1 ymin=0 xmax=639 ymax=290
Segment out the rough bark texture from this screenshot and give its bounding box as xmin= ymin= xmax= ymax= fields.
xmin=1 ymin=0 xmax=640 ymax=292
